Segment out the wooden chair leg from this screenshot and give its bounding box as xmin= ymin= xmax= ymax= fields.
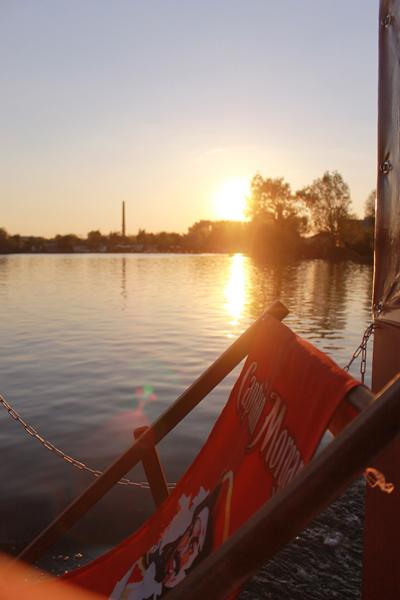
xmin=134 ymin=427 xmax=169 ymax=507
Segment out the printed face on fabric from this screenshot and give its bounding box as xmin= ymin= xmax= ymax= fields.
xmin=154 ymin=505 xmax=209 ymax=588
xmin=110 ymin=485 xmax=225 ymax=600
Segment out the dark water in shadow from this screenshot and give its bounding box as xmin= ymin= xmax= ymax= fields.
xmin=0 ymin=254 xmax=373 ymax=567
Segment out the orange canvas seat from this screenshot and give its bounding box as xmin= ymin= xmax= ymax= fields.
xmin=52 ymin=315 xmax=360 ymax=599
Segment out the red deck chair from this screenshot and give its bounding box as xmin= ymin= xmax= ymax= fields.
xmin=6 ymin=301 xmax=399 ymax=600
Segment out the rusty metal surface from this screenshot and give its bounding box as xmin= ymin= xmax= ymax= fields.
xmin=364 ymin=322 xmax=400 ymax=599
xmin=374 ymin=0 xmax=400 ymax=322
xmin=364 ymin=4 xmax=400 ymax=597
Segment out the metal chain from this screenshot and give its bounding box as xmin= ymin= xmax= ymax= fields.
xmin=343 ymin=323 xmax=375 ymax=384
xmin=345 ymin=310 xmax=396 ymax=493
xmin=0 ymin=393 xmax=176 ymax=490
xmin=0 ymin=318 xmax=380 ymax=488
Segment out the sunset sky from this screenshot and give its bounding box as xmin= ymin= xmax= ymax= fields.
xmin=1 ymin=1 xmax=378 ymax=237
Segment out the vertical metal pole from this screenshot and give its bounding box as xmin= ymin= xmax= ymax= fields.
xmin=363 ymin=2 xmax=400 ymax=597
xmin=363 ymin=326 xmax=400 ymax=599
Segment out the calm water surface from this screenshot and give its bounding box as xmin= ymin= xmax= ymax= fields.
xmin=0 ymin=254 xmax=373 ymax=565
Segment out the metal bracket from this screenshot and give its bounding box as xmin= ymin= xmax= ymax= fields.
xmin=379 ymin=159 xmax=393 ymax=175
xmin=382 ymin=14 xmax=393 ymax=29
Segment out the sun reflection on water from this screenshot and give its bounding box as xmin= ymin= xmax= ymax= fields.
xmin=224 ymin=254 xmax=248 ymax=329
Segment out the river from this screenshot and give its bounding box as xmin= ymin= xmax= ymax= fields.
xmin=0 ymin=253 xmax=373 ymax=571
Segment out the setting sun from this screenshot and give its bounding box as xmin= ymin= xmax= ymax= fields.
xmin=212 ymin=178 xmax=249 ymax=221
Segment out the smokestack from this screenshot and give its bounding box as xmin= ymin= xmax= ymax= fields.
xmin=122 ymin=201 xmax=126 ymax=237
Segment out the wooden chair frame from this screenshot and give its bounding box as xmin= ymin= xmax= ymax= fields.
xmin=17 ymin=298 xmax=383 ymax=597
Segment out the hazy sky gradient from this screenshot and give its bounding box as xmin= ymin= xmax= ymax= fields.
xmin=1 ymin=1 xmax=378 ymax=236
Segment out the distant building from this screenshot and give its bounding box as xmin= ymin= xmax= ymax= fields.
xmin=72 ymin=244 xmax=90 ymax=253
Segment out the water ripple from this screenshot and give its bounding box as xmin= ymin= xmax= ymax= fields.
xmin=0 ymin=254 xmax=373 ymax=560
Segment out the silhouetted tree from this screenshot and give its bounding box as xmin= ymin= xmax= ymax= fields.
xmin=87 ymin=230 xmax=103 ymax=243
xmin=87 ymin=230 xmax=105 ymax=250
xmin=185 ymin=221 xmax=213 ymax=251
xmin=297 ymin=171 xmax=352 ymax=238
xmin=245 ymin=176 xmax=306 ymax=260
xmin=360 ymin=189 xmax=376 ymax=256
xmin=9 ymin=234 xmax=21 ymax=252
xmin=136 ymin=229 xmax=148 ymax=245
xmin=364 ymin=189 xmax=376 ymax=220
xmin=55 ymin=234 xmax=80 ymax=252
xmin=155 ymin=231 xmax=183 ymax=251
xmin=106 ymin=231 xmax=124 ymax=249
xmin=0 ymin=228 xmax=9 ymax=253
xmin=247 ymin=175 xmax=307 ymax=234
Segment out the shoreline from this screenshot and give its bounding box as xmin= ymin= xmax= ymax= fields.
xmin=0 ymin=250 xmax=373 ymax=264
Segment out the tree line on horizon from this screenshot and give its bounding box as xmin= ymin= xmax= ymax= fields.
xmin=1 ymin=170 xmax=375 ymax=260
xmin=244 ymin=170 xmax=375 ymax=260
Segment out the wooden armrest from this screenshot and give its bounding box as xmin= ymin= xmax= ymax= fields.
xmin=134 ymin=427 xmax=169 ymax=507
xmin=329 ymin=386 xmax=374 ymax=437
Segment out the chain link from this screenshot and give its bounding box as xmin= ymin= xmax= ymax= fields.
xmin=343 ymin=323 xmax=375 ymax=384
xmin=0 ymin=393 xmax=176 ymax=490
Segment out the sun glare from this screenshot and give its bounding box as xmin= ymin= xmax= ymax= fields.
xmin=225 ymin=253 xmax=247 ymax=327
xmin=213 ymin=178 xmax=249 ymax=221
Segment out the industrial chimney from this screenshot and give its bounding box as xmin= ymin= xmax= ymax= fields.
xmin=122 ymin=201 xmax=126 ymax=238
